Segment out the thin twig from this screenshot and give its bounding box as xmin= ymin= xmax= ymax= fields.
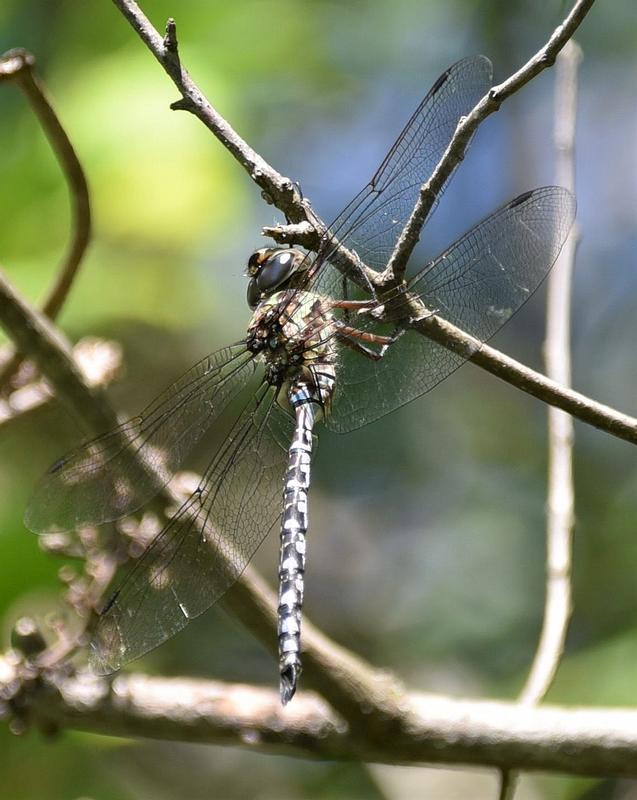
xmin=497 ymin=770 xmax=515 ymax=800
xmin=499 ymin=40 xmax=581 ymax=800
xmin=4 ymin=665 xmax=637 ymax=777
xmin=382 ymin=0 xmax=595 ymax=283
xmin=0 ymin=49 xmax=91 ymax=387
xmin=109 ymin=3 xmax=379 ymax=290
xmin=110 ymin=1 xmax=306 ymax=222
xmin=415 ymin=313 xmax=637 ymax=446
xmin=520 ymin=39 xmax=580 ymax=707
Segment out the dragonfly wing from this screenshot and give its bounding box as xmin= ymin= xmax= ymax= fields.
xmin=90 ymin=385 xmax=293 ymax=673
xmin=328 ymin=186 xmax=576 ymax=432
xmin=311 ymin=55 xmax=493 ymax=296
xmin=25 ymin=343 xmax=255 ymax=533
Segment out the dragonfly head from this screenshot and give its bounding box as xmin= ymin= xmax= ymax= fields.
xmin=246 ymin=248 xmax=306 ymax=309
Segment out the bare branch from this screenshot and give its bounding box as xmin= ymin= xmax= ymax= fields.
xmin=381 ymin=0 xmax=596 ymax=283
xmin=499 ymin=39 xmax=582 ymax=800
xmin=6 ymin=665 xmax=637 ymax=778
xmin=413 ymin=313 xmax=637 ymax=446
xmin=0 ymin=49 xmax=91 ymax=386
xmin=109 ymin=1 xmax=308 ymax=223
xmin=107 ymin=3 xmax=383 ymax=291
xmin=520 ymin=39 xmax=581 ymax=707
xmin=262 ymin=221 xmax=320 ymax=251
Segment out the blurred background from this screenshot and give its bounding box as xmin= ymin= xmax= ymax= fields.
xmin=1 ymin=1 xmax=636 ymax=798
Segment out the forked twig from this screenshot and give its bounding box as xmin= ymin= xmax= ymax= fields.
xmin=382 ymin=0 xmax=595 ymax=283
xmin=106 ymin=1 xmax=614 ymax=451
xmin=110 ymin=2 xmax=306 ymax=222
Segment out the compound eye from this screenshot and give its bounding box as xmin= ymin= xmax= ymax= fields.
xmin=256 ymin=250 xmax=296 ymax=294
xmin=246 ymin=278 xmax=260 ymax=309
xmin=247 ymin=249 xmax=267 ymax=276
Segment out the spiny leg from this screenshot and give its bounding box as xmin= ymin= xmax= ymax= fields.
xmin=330 ymin=299 xmax=378 ymax=311
xmin=336 ymin=324 xmax=396 ymax=345
xmin=338 ymin=335 xmax=385 ymax=361
xmin=335 ymin=321 xmax=404 ymax=360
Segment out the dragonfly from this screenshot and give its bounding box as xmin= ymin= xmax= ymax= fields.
xmin=25 ymin=55 xmax=575 ymax=704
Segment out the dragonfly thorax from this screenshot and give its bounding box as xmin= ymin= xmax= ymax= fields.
xmin=247 ymin=289 xmax=337 ymax=388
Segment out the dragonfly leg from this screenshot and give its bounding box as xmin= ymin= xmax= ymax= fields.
xmin=330 ymin=299 xmax=377 ymax=310
xmin=338 ymin=336 xmax=385 ymax=361
xmin=336 ymin=323 xmax=395 ymax=345
xmin=335 ymin=323 xmax=404 ymax=361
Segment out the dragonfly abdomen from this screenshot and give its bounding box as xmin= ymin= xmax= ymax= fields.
xmin=278 ymin=365 xmax=335 ymax=704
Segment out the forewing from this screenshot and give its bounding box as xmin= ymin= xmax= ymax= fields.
xmin=311 ymin=55 xmax=493 ymax=296
xmin=25 ymin=344 xmax=255 ymax=533
xmin=328 ymin=187 xmax=576 ymax=431
xmin=90 ymin=386 xmax=293 ymax=673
